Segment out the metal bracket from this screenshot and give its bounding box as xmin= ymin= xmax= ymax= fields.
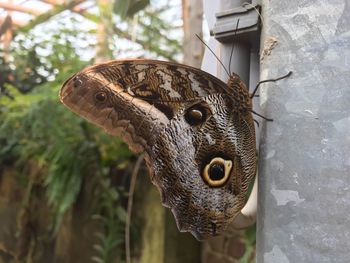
xmin=211 ymin=4 xmax=261 ymax=47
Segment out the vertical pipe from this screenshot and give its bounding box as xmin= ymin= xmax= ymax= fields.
xmin=219 ymin=0 xmax=251 ymax=85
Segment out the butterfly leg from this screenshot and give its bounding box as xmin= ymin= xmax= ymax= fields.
xmin=250 ymin=71 xmax=292 ymax=98
xmin=248 ymin=71 xmax=293 ymax=121
xmin=249 ymin=109 xmax=273 ymax=122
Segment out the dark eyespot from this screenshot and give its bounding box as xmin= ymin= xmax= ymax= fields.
xmin=202 ymin=157 xmax=232 ymax=187
xmin=95 ymin=91 xmax=107 ymax=102
xmin=73 ymin=76 xmax=83 ymax=88
xmin=185 ymin=104 xmax=208 ymax=126
xmin=209 ymin=163 xmax=225 ymax=181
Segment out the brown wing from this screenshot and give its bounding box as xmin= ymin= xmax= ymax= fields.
xmin=60 ymin=59 xmax=256 ymax=240
xmin=60 ymin=59 xmax=234 ymax=153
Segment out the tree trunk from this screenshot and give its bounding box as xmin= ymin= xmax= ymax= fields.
xmin=182 ymin=0 xmax=204 ymax=67
xmin=1 ymin=15 xmax=13 ymax=62
xmin=95 ymin=0 xmax=114 ymax=62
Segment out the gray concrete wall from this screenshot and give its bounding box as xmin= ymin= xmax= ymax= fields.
xmin=258 ymin=0 xmax=350 ymax=262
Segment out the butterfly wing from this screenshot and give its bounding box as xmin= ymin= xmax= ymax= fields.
xmin=60 ymin=59 xmax=256 ymax=239
xmin=60 ymin=59 xmax=228 ymax=152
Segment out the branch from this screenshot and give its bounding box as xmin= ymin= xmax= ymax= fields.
xmin=0 ymin=2 xmax=42 ymax=15
xmin=17 ymin=0 xmax=85 ymax=33
xmin=0 ymin=16 xmax=27 ymax=27
xmin=74 ymin=11 xmax=178 ymax=61
xmin=12 ymin=0 xmax=178 ymax=61
xmin=40 ymin=0 xmax=91 ymax=13
xmin=0 ymin=15 xmax=12 ymax=36
xmin=112 ymin=25 xmax=177 ymax=61
xmin=125 ymin=154 xmax=144 ymax=263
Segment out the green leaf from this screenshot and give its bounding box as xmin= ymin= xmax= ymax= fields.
xmin=94 ymin=232 xmax=106 ymax=241
xmin=245 ymin=225 xmax=256 ymax=245
xmin=116 ymin=206 xmax=127 ymax=223
xmin=114 ymin=0 xmax=131 ymax=19
xmin=114 ymin=0 xmax=150 ymax=19
xmin=91 ymin=256 xmax=104 ymax=263
xmin=93 ymin=244 xmax=104 ymax=253
xmin=127 ymin=0 xmax=150 ymax=16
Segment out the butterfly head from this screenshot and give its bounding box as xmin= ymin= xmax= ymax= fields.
xmin=60 ymin=72 xmax=115 ymax=129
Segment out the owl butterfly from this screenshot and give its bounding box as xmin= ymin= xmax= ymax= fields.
xmin=60 ymin=59 xmax=257 ymax=240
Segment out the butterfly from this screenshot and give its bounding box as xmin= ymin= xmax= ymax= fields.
xmin=60 ymin=59 xmax=257 ymax=240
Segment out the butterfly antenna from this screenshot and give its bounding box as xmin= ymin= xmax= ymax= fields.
xmin=250 ymin=71 xmax=292 ymax=98
xmin=228 ymin=19 xmax=240 ymax=74
xmin=195 ymin=34 xmax=230 ymax=78
xmin=253 ymin=119 xmax=260 ymax=127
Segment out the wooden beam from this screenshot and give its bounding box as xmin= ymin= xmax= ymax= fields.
xmin=11 ymin=0 xmax=177 ymax=62
xmin=0 ymin=16 xmax=27 ymax=27
xmin=0 ymin=15 xmax=12 ymax=36
xmin=40 ymin=0 xmax=64 ymax=4
xmin=17 ymin=0 xmax=86 ymax=33
xmin=40 ymin=0 xmax=88 ymax=13
xmin=0 ymin=2 xmax=43 ymax=16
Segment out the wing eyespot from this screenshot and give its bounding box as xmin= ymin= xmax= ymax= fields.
xmin=185 ymin=104 xmax=210 ymax=126
xmin=94 ymin=91 xmax=108 ymax=103
xmin=202 ymin=157 xmax=232 ymax=187
xmin=73 ymin=76 xmax=83 ymax=88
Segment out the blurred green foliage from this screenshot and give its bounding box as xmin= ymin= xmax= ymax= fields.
xmin=0 ymin=41 xmax=49 ymax=95
xmin=0 ymin=23 xmax=92 ymax=94
xmin=0 ymin=1 xmax=182 ymax=260
xmin=114 ymin=0 xmax=150 ymax=19
xmin=0 ymin=28 xmax=133 ymax=262
xmin=239 ymin=225 xmax=256 ymax=263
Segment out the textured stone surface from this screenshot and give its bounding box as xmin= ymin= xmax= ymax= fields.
xmin=257 ymin=0 xmax=350 ymax=262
